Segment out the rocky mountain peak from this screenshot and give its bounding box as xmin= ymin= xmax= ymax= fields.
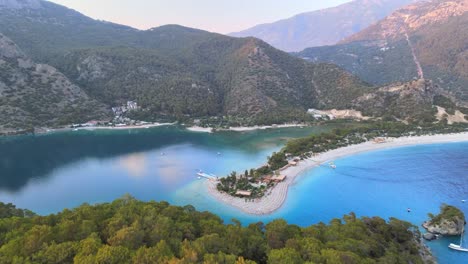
xmin=343 ymin=0 xmax=468 ymax=42
xmin=0 ymin=0 xmax=41 ymax=9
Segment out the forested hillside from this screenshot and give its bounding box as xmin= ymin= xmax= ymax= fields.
xmin=0 ymin=33 xmax=109 ymax=133
xmin=0 ymin=1 xmax=371 ymax=124
xmin=0 ymin=0 xmax=464 ymax=131
xmin=0 ymin=197 xmax=428 ymax=263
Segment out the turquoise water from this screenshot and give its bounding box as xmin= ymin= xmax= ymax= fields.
xmin=0 ymin=126 xmax=467 ymax=263
xmin=176 ymin=142 xmax=468 ymax=264
xmin=0 ymin=125 xmax=332 ymax=213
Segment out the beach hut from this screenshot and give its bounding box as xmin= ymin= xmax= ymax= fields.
xmin=271 ymin=175 xmax=286 ymax=182
xmin=235 ymin=190 xmax=252 ymax=197
xmin=373 ymin=137 xmax=386 ymax=144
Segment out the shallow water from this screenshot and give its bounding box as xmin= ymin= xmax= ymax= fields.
xmin=0 ymin=125 xmax=331 ymax=213
xmin=174 ymin=142 xmax=468 ymax=263
xmin=0 ymin=126 xmax=467 ymax=263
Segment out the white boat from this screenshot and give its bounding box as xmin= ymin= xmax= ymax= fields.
xmin=448 ymin=227 xmax=468 ymax=252
xmin=448 ymin=243 xmax=468 ymax=252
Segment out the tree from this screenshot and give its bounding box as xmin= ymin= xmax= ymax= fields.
xmin=34 ymin=241 xmax=77 ymax=264
xmin=132 ymin=240 xmax=174 ymax=264
xmin=95 ymin=245 xmax=132 ymax=264
xmin=268 ymin=248 xmax=302 ymax=264
xmin=23 ymin=225 xmax=53 ymax=256
xmin=108 ymin=224 xmax=145 ymax=250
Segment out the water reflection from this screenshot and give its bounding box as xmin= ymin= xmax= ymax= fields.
xmin=118 ymin=153 xmax=147 ymax=178
xmin=0 ymin=125 xmax=333 ymax=193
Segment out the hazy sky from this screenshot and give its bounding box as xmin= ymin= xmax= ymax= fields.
xmin=48 ymin=0 xmax=351 ymax=33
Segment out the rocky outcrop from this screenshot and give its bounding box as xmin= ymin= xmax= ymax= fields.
xmin=422 ymin=219 xmax=465 ymax=236
xmin=423 ymin=204 xmax=466 ymax=236
xmin=353 ymin=79 xmax=439 ymax=122
xmin=422 ymin=233 xmax=436 ymax=241
xmin=0 ymin=33 xmax=110 ymax=133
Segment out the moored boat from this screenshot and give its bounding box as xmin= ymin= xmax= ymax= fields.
xmin=448 ymin=227 xmax=467 ymax=252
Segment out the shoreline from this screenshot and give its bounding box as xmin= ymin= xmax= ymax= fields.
xmin=34 ymin=122 xmax=176 ymax=135
xmin=186 ymin=123 xmax=304 ymax=133
xmin=206 ymin=132 xmax=468 ymax=215
xmin=71 ymin=122 xmax=175 ymax=131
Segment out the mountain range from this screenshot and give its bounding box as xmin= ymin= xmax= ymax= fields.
xmin=296 ymin=0 xmax=468 ymax=103
xmin=0 ymin=0 xmax=466 ymax=133
xmin=0 ymin=0 xmax=372 ymax=131
xmin=230 ymin=0 xmax=421 ymax=52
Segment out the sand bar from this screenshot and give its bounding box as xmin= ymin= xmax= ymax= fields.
xmin=73 ymin=122 xmax=175 ymax=131
xmin=206 ymin=132 xmax=468 ymax=215
xmin=187 ymin=123 xmax=304 ymax=133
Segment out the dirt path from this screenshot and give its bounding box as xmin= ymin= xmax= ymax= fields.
xmin=404 ymin=32 xmax=424 ymax=79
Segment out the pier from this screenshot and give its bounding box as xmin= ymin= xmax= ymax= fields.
xmin=197 ymin=172 xmax=218 ymax=181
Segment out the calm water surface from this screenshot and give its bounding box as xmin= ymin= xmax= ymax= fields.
xmin=0 ymin=126 xmax=467 ymax=263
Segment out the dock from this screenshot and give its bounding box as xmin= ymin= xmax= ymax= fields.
xmin=197 ymin=172 xmax=218 ymax=181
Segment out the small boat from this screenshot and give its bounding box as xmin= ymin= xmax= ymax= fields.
xmin=448 ymin=227 xmax=468 ymax=252
xmin=329 ymin=162 xmax=336 ymax=169
xmin=462 ymin=199 xmax=466 ymax=203
xmin=217 ymin=152 xmax=221 ymax=155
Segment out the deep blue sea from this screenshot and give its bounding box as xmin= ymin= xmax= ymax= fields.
xmin=0 ymin=126 xmax=467 ymax=263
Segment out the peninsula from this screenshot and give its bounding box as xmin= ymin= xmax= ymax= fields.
xmin=207 ymin=130 xmax=468 ymax=215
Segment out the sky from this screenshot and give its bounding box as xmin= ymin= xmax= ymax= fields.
xmin=47 ymin=0 xmax=351 ymax=34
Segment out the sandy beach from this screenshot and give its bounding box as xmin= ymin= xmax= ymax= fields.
xmin=206 ymin=132 xmax=468 ymax=215
xmin=72 ymin=122 xmax=175 ymax=131
xmin=41 ymin=122 xmax=176 ymax=134
xmin=187 ymin=123 xmax=304 ymax=133
xmin=186 ymin=126 xmax=214 ymax=133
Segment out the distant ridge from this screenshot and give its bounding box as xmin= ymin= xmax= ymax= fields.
xmin=0 ymin=0 xmax=40 ymax=9
xmin=297 ymin=0 xmax=468 ymax=102
xmin=230 ymin=0 xmax=421 ymax=52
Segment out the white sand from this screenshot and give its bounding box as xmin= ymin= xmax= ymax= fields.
xmin=227 ymin=124 xmax=303 ymax=132
xmin=207 ymin=132 xmax=468 ymax=215
xmin=187 ymin=124 xmax=303 ymax=133
xmin=39 ymin=122 xmax=175 ymax=134
xmin=72 ymin=122 xmax=175 ymax=131
xmin=186 ymin=126 xmax=213 ymax=133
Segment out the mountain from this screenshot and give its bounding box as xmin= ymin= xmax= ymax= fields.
xmin=0 ymin=0 xmax=372 ymax=126
xmin=353 ymin=79 xmax=440 ymax=122
xmin=0 ymin=33 xmax=109 ymax=134
xmin=230 ymin=0 xmax=421 ymax=52
xmin=296 ymin=0 xmax=468 ymax=102
xmin=0 ymin=0 xmax=463 ymax=131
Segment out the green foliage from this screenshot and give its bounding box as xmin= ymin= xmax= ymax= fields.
xmin=268 ymin=152 xmax=288 ymax=171
xmin=282 ymin=122 xmax=468 ymax=157
xmin=217 ymin=172 xmax=268 ymax=198
xmin=0 ymin=2 xmax=375 ymax=130
xmin=0 ymin=202 xmax=35 ymax=219
xmin=0 ymin=198 xmax=427 ymax=263
xmin=428 ymin=204 xmax=465 ymax=226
